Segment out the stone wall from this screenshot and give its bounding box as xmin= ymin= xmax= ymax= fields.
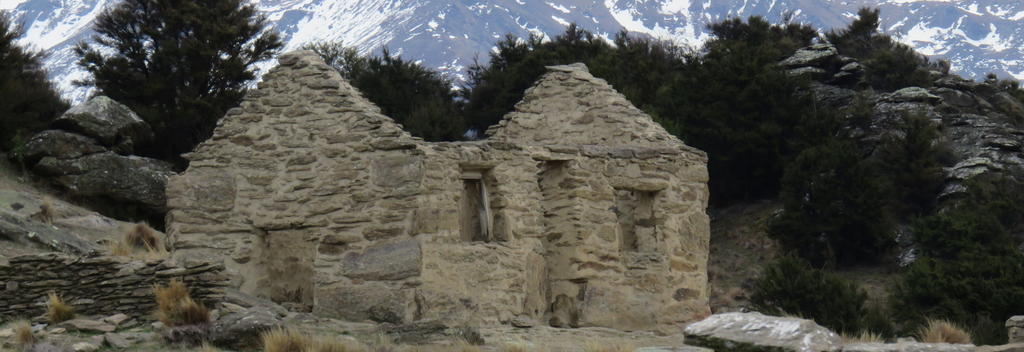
xmin=166 ymin=51 xmax=710 ymax=333
xmin=0 ymin=253 xmax=227 ymax=320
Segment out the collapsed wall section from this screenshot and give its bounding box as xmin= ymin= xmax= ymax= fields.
xmin=0 ymin=253 xmax=227 ymax=320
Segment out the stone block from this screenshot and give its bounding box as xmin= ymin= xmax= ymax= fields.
xmin=314 ymin=282 xmax=408 ymax=323
xmin=341 ymin=238 xmax=421 ymax=281
xmin=372 ymin=155 xmax=423 ymax=188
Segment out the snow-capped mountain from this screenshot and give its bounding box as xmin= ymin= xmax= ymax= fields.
xmin=4 ymin=0 xmax=1023 ymax=103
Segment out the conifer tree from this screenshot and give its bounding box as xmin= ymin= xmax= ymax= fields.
xmin=0 ymin=11 xmax=68 ymax=152
xmin=75 ymin=0 xmax=283 ymax=163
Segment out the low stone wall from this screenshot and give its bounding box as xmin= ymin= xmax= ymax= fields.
xmin=0 ymin=253 xmax=228 ymax=320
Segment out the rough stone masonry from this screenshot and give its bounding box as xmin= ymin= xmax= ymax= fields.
xmin=166 ymin=51 xmax=711 ymax=332
xmin=0 ymin=253 xmax=227 ymax=320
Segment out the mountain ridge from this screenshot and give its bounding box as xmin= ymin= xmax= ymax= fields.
xmin=4 ymin=0 xmax=1022 ymax=103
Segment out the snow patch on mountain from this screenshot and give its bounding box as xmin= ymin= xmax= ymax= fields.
xmin=5 ymin=0 xmax=1023 ymax=103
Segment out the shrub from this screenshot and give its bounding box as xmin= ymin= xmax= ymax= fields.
xmin=826 ymin=8 xmax=932 ymax=91
xmin=892 ymin=177 xmax=1024 ymax=345
xmin=769 ymin=139 xmax=894 ymax=266
xmin=661 ymin=16 xmax=835 ymax=205
xmin=154 ymin=279 xmax=210 ymax=326
xmin=46 ymin=292 xmax=74 ymax=323
xmin=750 ymin=256 xmax=868 ymax=334
xmin=874 ymin=112 xmax=953 ymax=216
xmin=916 ymin=319 xmax=971 ymax=344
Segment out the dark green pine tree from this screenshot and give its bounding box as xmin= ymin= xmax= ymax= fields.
xmin=74 ymin=0 xmax=283 ymax=164
xmin=0 ymin=11 xmax=68 ymax=152
xmin=826 ymin=7 xmax=932 ymax=91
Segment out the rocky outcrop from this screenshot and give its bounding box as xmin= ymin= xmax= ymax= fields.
xmin=683 ymin=312 xmax=841 ymax=352
xmin=779 ymin=44 xmax=1024 ymax=201
xmin=34 ymin=152 xmax=174 ymax=212
xmin=167 ymin=51 xmax=711 ymax=333
xmin=779 ymin=44 xmax=863 ymax=87
xmin=22 ymin=96 xmax=173 ymax=215
xmin=0 ymin=212 xmax=100 ymax=255
xmin=0 ymin=253 xmax=227 ymax=320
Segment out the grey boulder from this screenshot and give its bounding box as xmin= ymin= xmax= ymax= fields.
xmin=53 ymin=96 xmax=153 ymax=153
xmin=887 ymin=87 xmax=942 ymax=104
xmin=780 ymin=44 xmax=838 ymax=68
xmin=34 ymin=152 xmax=174 ymax=213
xmin=684 ymin=312 xmax=841 ymax=352
xmin=209 ymin=307 xmax=282 ymax=350
xmin=21 ymin=130 xmax=106 ymax=163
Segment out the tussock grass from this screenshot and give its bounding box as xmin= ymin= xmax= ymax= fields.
xmin=199 ymin=343 xmax=222 ymax=352
xmin=917 ymin=319 xmax=971 ymax=344
xmin=841 ymin=331 xmax=885 ymax=343
xmin=583 ymin=341 xmax=634 ymax=352
xmin=46 ymin=292 xmax=74 ymax=323
xmin=107 ymin=239 xmax=134 ymax=256
xmin=125 ymin=222 xmax=161 ymax=250
xmin=12 ymin=320 xmax=36 ymax=347
xmin=36 ymin=198 xmax=56 ymax=224
xmin=262 ymin=327 xmax=311 ymax=352
xmin=500 ymin=342 xmax=531 ymax=352
xmin=154 ymin=279 xmax=210 ymax=326
xmin=308 ymin=335 xmax=368 ymax=352
xmin=107 ymin=223 xmax=167 ymax=259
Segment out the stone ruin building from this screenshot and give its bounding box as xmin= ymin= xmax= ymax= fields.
xmin=166 ymin=51 xmax=711 ymax=332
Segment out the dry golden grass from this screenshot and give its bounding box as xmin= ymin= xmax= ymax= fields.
xmin=154 ymin=279 xmax=210 ymax=326
xmin=12 ymin=320 xmax=36 ymax=347
xmin=841 ymin=331 xmax=885 ymax=343
xmin=917 ymin=319 xmax=971 ymax=344
xmin=500 ymin=342 xmax=530 ymax=352
xmin=308 ymin=336 xmax=369 ymax=352
xmin=501 ymin=343 xmax=532 ymax=352
xmin=199 ymin=343 xmax=222 ymax=352
xmin=583 ymin=341 xmax=634 ymax=352
xmin=46 ymin=292 xmax=74 ymax=323
xmin=36 ymin=198 xmax=56 ymax=224
xmin=107 ymin=239 xmax=134 ymax=256
xmin=262 ymin=327 xmax=311 ymax=352
xmin=125 ymin=222 xmax=161 ymax=250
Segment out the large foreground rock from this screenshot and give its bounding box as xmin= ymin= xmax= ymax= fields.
xmin=33 ymin=152 xmax=174 ymax=212
xmin=53 ymin=96 xmax=153 ymax=153
xmin=684 ymin=312 xmax=841 ymax=352
xmin=209 ymin=307 xmax=282 ymax=350
xmin=842 ymin=342 xmax=973 ymax=352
